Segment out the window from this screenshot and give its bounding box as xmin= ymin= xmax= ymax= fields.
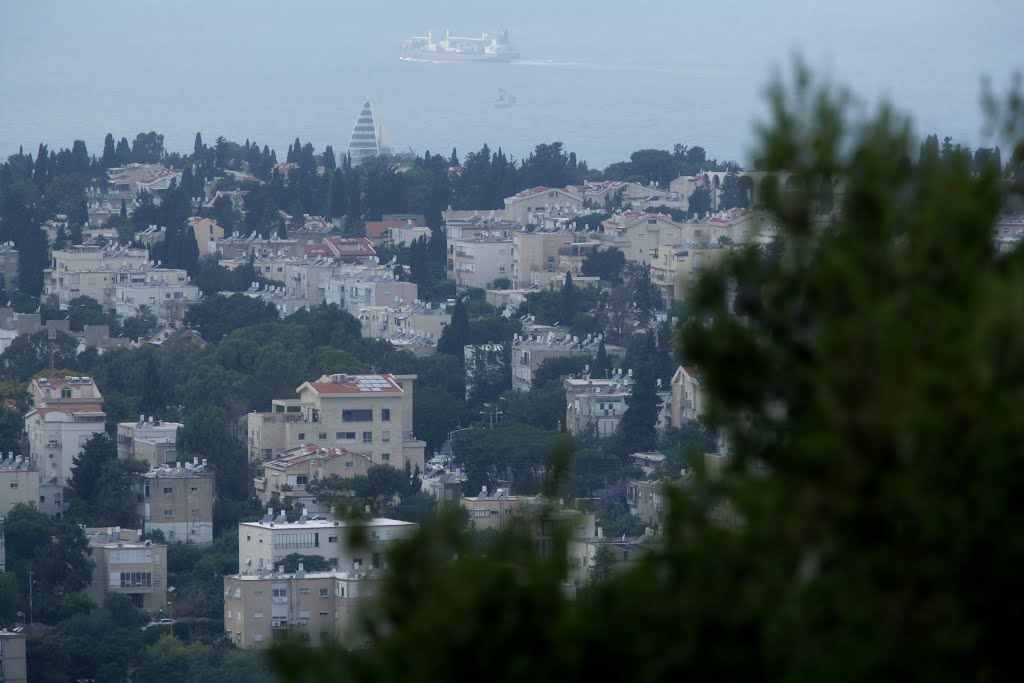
xmin=118 ymin=572 xmax=152 ymax=588
xmin=381 ymin=409 xmax=391 ymax=422
xmin=272 ymin=587 xmax=287 ymax=598
xmin=253 ymin=589 xmax=263 ymax=596
xmin=227 ymin=609 xmax=232 ymax=619
xmin=299 ymin=587 xmax=311 ymax=595
xmin=363 ymin=431 xmax=373 ymax=443
xmin=342 ymin=409 xmax=373 ymax=422
xmin=381 ymin=430 xmax=390 ymax=443
xmin=473 ymin=509 xmax=487 ymax=518
xmin=337 ymin=432 xmax=356 ymax=440
xmin=319 ymin=588 xmax=329 ymax=597
xmin=295 ymin=475 xmax=309 ymax=487
xmin=253 ymin=611 xmax=263 ymax=618
xmin=328 ymin=535 xmax=338 ymax=543
xmin=9 ymin=481 xmax=17 ymax=488
xmin=190 ymin=486 xmax=199 ymax=492
xmin=297 ymin=432 xmax=305 ymax=441
xmin=372 ymin=553 xmax=381 ymax=568
xmin=61 ymin=388 xmax=72 ymax=398
xmin=253 ymin=633 xmax=263 ymax=642
xmin=381 ymin=453 xmax=390 ymax=462
xmin=319 ymin=610 xmax=330 ymax=616
xmin=163 ymin=487 xmax=173 ymax=495
xmin=318 ymin=432 xmax=327 ymax=440
xmin=163 ymin=508 xmax=174 ymax=517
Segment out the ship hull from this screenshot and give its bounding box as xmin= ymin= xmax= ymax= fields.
xmin=400 ymin=51 xmax=519 ymax=63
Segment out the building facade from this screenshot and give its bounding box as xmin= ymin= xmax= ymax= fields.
xmin=254 ymin=445 xmax=373 ymax=511
xmin=447 ymin=236 xmax=513 ymax=290
xmin=117 ymin=417 xmax=182 ymax=467
xmin=0 ymin=456 xmax=39 ymax=514
xmin=246 ymin=374 xmax=425 ymax=472
xmin=25 ymin=376 xmax=107 ymax=486
xmin=139 ymin=461 xmax=215 ymax=546
xmin=84 ymin=528 xmax=168 ymax=613
xmin=238 ymin=515 xmax=417 ymax=574
xmin=223 ymin=569 xmax=381 ymax=650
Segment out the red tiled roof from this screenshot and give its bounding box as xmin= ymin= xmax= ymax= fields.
xmin=305 ymin=245 xmax=332 ymax=257
xmin=36 ymin=404 xmax=104 ymax=415
xmin=364 ymin=221 xmax=407 ymax=239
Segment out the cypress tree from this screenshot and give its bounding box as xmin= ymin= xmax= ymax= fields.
xmin=102 ymin=133 xmax=116 ymax=167
xmin=560 ymin=271 xmax=577 ymax=326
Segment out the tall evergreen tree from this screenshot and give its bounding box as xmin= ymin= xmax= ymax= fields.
xmin=119 ymin=198 xmax=128 ymax=222
xmin=718 ymin=170 xmax=750 ymax=211
xmin=101 ymin=133 xmax=116 ymax=167
xmin=194 ymin=132 xmax=205 ymax=158
xmin=593 ymin=338 xmax=612 ymax=379
xmin=616 ymin=331 xmax=662 ymax=453
xmin=437 ymin=298 xmax=470 ymax=362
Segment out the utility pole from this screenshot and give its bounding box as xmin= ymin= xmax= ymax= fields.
xmin=28 ymin=570 xmax=34 ymax=626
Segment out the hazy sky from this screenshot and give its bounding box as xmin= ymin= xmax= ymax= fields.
xmin=1 ymin=0 xmax=1020 ymax=166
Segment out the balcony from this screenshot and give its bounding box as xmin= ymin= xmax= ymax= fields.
xmin=253 ymin=477 xmax=266 ymax=491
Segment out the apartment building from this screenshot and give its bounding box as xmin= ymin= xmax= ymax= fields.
xmin=25 ymin=376 xmax=107 ymax=486
xmin=84 ymin=527 xmax=168 ymax=612
xmin=650 ymin=243 xmax=729 ymax=304
xmin=111 ymin=273 xmax=199 ymax=323
xmin=216 ymin=234 xmax=305 ymax=260
xmin=186 ymin=217 xmax=224 ymax=256
xmin=139 ymin=460 xmax=215 ymax=546
xmin=43 ymin=245 xmax=148 ymax=307
xmin=511 ymin=230 xmax=593 ymax=288
xmin=0 ymin=243 xmax=19 ymax=293
xmin=356 ymin=301 xmax=450 ymax=344
xmin=598 ymin=211 xmax=691 ymax=265
xmin=0 ymin=455 xmax=39 ymax=514
xmin=0 ymin=629 xmax=27 ymax=683
xmin=563 ymin=371 xmax=672 ymax=439
xmin=671 ymin=365 xmax=705 ymax=424
xmin=246 ymin=374 xmax=425 ymax=472
xmin=254 ymin=445 xmax=373 ymax=511
xmin=443 ymin=210 xmax=521 ymax=240
xmin=238 ymin=514 xmax=417 ymax=574
xmin=117 ymin=416 xmax=183 ymax=467
xmin=627 ymin=479 xmax=665 ymax=525
xmin=503 ymin=186 xmax=583 ymax=225
xmin=335 ymin=275 xmax=418 ymax=319
xmin=511 ymin=332 xmax=624 ymax=392
xmin=324 ymin=237 xmax=377 ymax=264
xmin=460 ymin=487 xmax=541 ymax=531
xmin=447 ymin=235 xmax=513 ymax=290
xmin=223 ymin=568 xmax=381 ymax=650
xmin=568 ymin=528 xmax=652 ymax=584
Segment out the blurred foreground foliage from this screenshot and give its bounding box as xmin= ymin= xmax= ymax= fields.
xmin=270 ymin=68 xmax=1024 ymax=682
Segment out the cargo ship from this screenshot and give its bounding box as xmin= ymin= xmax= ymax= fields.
xmin=401 ymin=29 xmax=519 ymax=63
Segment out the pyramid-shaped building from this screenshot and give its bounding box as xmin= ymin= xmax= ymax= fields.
xmin=346 ymin=98 xmax=393 ymax=165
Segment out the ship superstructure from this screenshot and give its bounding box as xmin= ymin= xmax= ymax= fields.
xmin=401 ymin=29 xmax=519 ymax=63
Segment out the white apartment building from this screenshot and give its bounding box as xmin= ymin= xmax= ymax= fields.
xmin=332 ymin=275 xmax=418 ymax=319
xmin=238 ymin=514 xmax=417 ymax=574
xmin=511 ymin=230 xmax=586 ymax=288
xmin=45 ymin=245 xmax=148 ymax=303
xmin=223 ymin=568 xmax=381 ymax=649
xmin=117 ymin=416 xmax=183 ymax=467
xmin=503 ymin=186 xmax=583 ymax=225
xmin=357 ymin=301 xmax=450 ymax=344
xmin=25 ymin=376 xmax=107 ymax=486
xmin=442 ymin=210 xmax=521 ymax=239
xmin=447 ymin=236 xmax=513 ymax=290
xmin=111 ymin=272 xmax=198 ymax=323
xmin=139 ymin=460 xmax=215 ymax=546
xmin=246 ymin=374 xmax=425 ymax=472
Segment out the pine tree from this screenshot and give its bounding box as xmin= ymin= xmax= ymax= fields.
xmin=194 ymin=132 xmax=204 ymax=158
xmin=616 ymin=331 xmax=662 ymax=453
xmin=437 ymin=298 xmax=470 ymax=362
xmin=101 ymin=133 xmax=116 ymax=167
xmin=593 ymin=338 xmax=612 ymax=379
xmin=119 ymin=199 xmax=128 ymax=222
xmin=688 ymin=185 xmax=712 ymax=216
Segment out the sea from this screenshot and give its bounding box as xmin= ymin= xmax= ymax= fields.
xmin=0 ymin=0 xmax=1018 ymax=170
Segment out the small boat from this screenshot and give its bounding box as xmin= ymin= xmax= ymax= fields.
xmin=495 ymin=89 xmax=517 ymax=108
